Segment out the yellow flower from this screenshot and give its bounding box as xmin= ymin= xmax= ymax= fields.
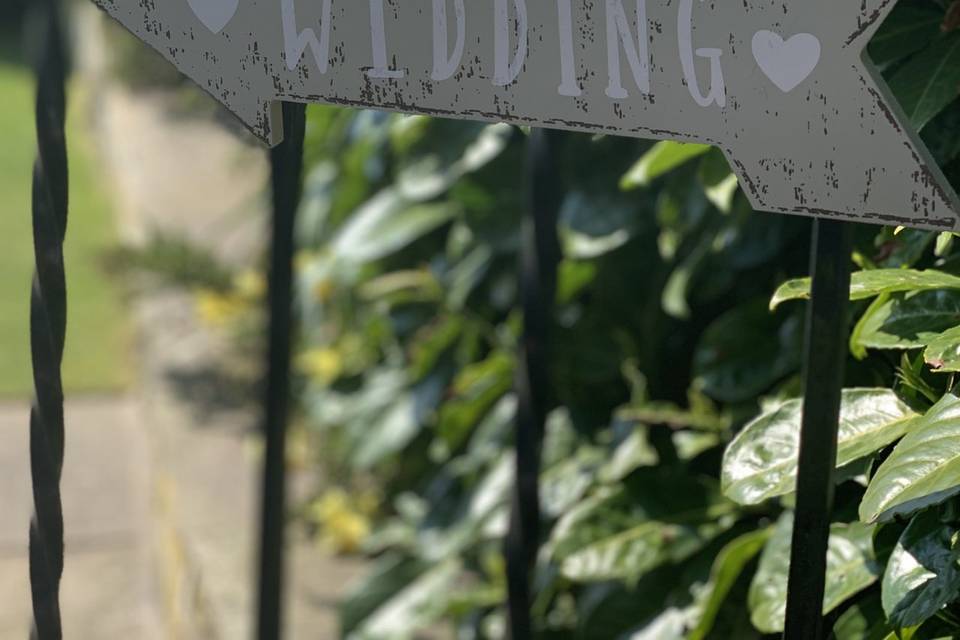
xmin=309 ymin=488 xmax=372 ymax=554
xmin=294 ymin=250 xmax=317 ymax=273
xmin=296 ymin=347 xmax=343 ymax=384
xmin=319 ymin=511 xmax=370 ymax=554
xmin=234 ymin=269 xmax=267 ymax=300
xmin=313 ymin=278 xmax=335 ymax=302
xmin=195 ymin=289 xmax=246 ymax=327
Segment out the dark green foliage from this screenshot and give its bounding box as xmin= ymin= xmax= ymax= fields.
xmin=103 ymin=231 xmax=235 ymax=292
xmin=284 ymin=4 xmax=960 ymax=637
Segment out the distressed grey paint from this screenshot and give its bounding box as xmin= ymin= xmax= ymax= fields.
xmin=90 ymin=0 xmax=960 ymax=230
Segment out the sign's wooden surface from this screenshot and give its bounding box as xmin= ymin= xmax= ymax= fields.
xmin=91 ymin=0 xmax=960 ymax=230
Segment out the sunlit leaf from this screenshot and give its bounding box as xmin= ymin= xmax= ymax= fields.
xmin=599 ymin=428 xmax=659 ymax=483
xmin=559 ymin=516 xmax=730 ymax=584
xmin=722 ymin=389 xmax=917 ymax=505
xmin=621 ymin=141 xmax=711 ymax=189
xmin=748 ymin=514 xmax=879 ymax=633
xmin=861 ymin=394 xmax=960 ymax=523
xmin=770 ymin=269 xmax=960 ymax=310
xmin=855 ymin=290 xmax=960 ymax=351
xmin=698 ymin=148 xmax=739 ymax=213
xmin=882 ymin=509 xmax=960 ymax=628
xmin=549 ymin=474 xmax=735 ymax=584
xmin=333 ymin=190 xmax=458 ymax=263
xmin=353 ymin=559 xmax=462 ymax=638
xmin=688 ymin=529 xmax=770 ymax=640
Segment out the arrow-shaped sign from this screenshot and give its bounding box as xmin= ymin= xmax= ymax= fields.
xmin=91 ymin=0 xmax=960 ymax=230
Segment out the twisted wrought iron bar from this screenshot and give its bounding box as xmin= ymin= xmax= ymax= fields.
xmin=505 ymin=128 xmax=561 ymax=640
xmin=783 ymin=219 xmax=853 ymax=640
xmin=27 ymin=1 xmax=69 ymax=638
xmin=256 ymin=102 xmax=307 ymax=640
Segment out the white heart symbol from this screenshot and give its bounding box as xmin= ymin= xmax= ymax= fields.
xmin=752 ymin=31 xmax=821 ymax=93
xmin=186 ymin=0 xmax=239 ymax=34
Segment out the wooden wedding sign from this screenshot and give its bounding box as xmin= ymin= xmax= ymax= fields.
xmin=91 ymin=0 xmax=960 ymax=230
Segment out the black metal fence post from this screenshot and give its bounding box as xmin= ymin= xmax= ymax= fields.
xmin=256 ymin=102 xmax=307 ymax=640
xmin=783 ymin=219 xmax=854 ymax=640
xmin=27 ymin=0 xmax=69 ymax=637
xmin=504 ymin=128 xmax=562 ymax=640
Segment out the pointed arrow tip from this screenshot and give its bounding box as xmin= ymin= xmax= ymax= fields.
xmin=230 ymin=98 xmax=284 ymax=148
xmin=90 ymin=1 xmax=284 ymax=147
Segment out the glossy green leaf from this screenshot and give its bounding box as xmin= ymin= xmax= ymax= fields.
xmin=722 ymin=389 xmax=918 ymax=505
xmin=340 ymin=554 xmax=427 ymax=635
xmin=688 ymin=529 xmax=771 ymax=640
xmin=850 ymin=293 xmax=892 ymax=359
xmin=694 ymin=300 xmax=802 ymax=403
xmin=333 ymin=190 xmax=458 ymax=263
xmin=558 ymin=190 xmax=641 ymax=258
xmin=888 ymin=32 xmax=960 ymax=130
xmin=698 ymin=147 xmax=739 ymax=213
xmin=770 ymin=270 xmax=960 ymax=310
xmin=935 ymin=232 xmax=957 ymax=258
xmin=599 ymin=428 xmax=659 ymax=483
xmin=408 ymin=315 xmax=463 ymax=380
xmin=573 ymin=561 xmax=728 ymax=640
xmin=867 ymin=4 xmax=944 ymax=68
xmin=350 ymin=393 xmax=420 ymax=470
xmin=556 ymin=259 xmax=598 ymax=305
xmin=923 ymin=325 xmax=960 ymax=372
xmin=540 ymin=447 xmax=606 ymax=518
xmin=559 ymin=516 xmax=730 ymax=584
xmin=882 ymin=509 xmax=960 ymax=628
xmin=855 ymin=291 xmax=960 ymax=351
xmin=436 ymin=351 xmax=515 ymax=450
xmin=748 ymin=514 xmax=880 ymax=633
xmin=546 ymin=487 xmax=636 ymax=560
xmin=395 ymin=122 xmax=512 ymax=200
xmin=418 ymin=456 xmax=513 ymax=559
xmin=620 ymin=141 xmax=711 ymax=189
xmin=445 ymin=245 xmax=493 ymax=311
xmin=923 ymin=103 xmax=960 ymax=168
xmin=353 ymin=559 xmax=461 ymax=639
xmin=673 ymin=431 xmax=722 ymax=461
xmin=617 ymin=401 xmax=730 ymax=433
xmin=549 ymin=474 xmax=735 ymax=584
xmin=620 ymin=607 xmax=695 ymax=640
xmin=832 ymin=596 xmax=893 ymax=640
xmin=861 ymin=394 xmax=960 ymax=523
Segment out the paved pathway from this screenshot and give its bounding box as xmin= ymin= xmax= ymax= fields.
xmin=82 ymin=6 xmax=366 ymax=637
xmin=0 ymin=8 xmax=367 ymax=637
xmin=0 ymin=398 xmax=163 ymax=638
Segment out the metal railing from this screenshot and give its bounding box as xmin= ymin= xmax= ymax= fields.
xmin=27 ymin=1 xmax=69 ymax=637
xmin=27 ymin=5 xmax=853 ymax=639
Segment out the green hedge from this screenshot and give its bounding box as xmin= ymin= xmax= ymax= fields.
xmin=286 ymin=2 xmax=960 ymax=637
xmin=149 ymin=1 xmax=960 ymax=637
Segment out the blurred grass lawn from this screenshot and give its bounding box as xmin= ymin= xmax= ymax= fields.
xmin=0 ymin=57 xmax=131 ymax=397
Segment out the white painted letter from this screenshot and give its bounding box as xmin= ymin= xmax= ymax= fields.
xmin=605 ymin=0 xmax=650 ymax=99
xmin=368 ymin=0 xmax=404 ymax=79
xmin=678 ymin=0 xmax=726 ymax=107
xmin=556 ymin=0 xmax=581 ymax=96
xmin=493 ymin=0 xmax=528 ymax=86
xmin=281 ymin=0 xmax=333 ymax=73
xmin=432 ymin=0 xmax=466 ymax=81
